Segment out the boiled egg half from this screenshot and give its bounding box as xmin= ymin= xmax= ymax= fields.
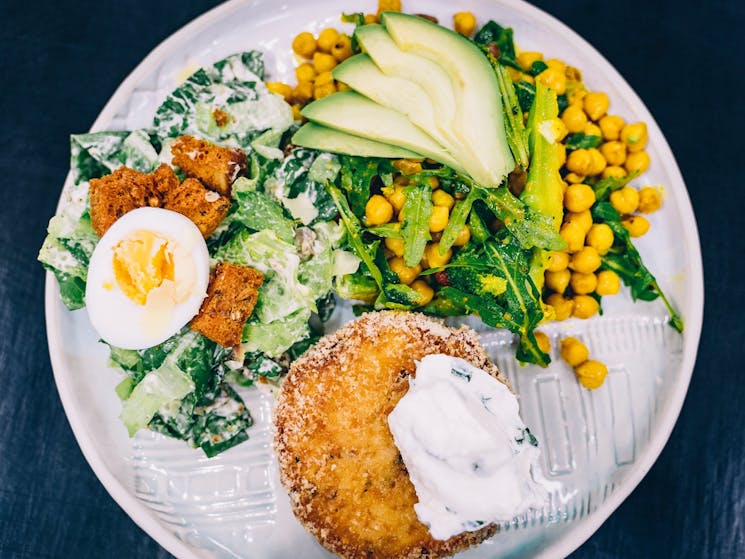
xmin=85 ymin=207 xmax=210 ymax=350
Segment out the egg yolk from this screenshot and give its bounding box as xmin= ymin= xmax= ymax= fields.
xmin=112 ymin=230 xmax=175 ymax=305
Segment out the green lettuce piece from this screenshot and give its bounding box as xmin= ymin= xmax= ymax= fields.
xmin=243 ymin=308 xmax=312 ymax=357
xmin=70 ymin=129 xmax=159 ymax=183
xmin=232 ymin=189 xmax=296 ymax=243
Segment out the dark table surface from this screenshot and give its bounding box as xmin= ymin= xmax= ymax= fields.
xmin=1 ymin=1 xmax=743 ymax=558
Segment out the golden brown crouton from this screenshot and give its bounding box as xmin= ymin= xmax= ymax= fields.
xmin=190 ymin=262 xmax=264 ymax=348
xmin=162 ymin=178 xmax=231 ymax=238
xmin=89 ymin=166 xmax=164 ymax=236
xmin=152 ymin=162 xmax=181 ymax=196
xmin=171 ymin=135 xmax=247 ymax=197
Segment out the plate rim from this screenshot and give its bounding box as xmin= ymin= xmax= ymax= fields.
xmin=44 ymin=1 xmax=705 ymax=558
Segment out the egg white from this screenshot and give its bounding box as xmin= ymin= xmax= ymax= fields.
xmin=85 ymin=207 xmax=210 ymax=350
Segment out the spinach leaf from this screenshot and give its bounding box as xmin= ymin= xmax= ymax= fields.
xmin=338 ymin=155 xmax=386 ymax=218
xmin=514 ymin=81 xmax=536 ymax=113
xmin=473 ymin=21 xmax=521 ymax=70
xmin=564 ymin=133 xmax=603 ymax=151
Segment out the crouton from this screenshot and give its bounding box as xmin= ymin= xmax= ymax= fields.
xmin=162 ymin=178 xmax=231 ymax=238
xmin=89 ymin=166 xmax=165 ymax=236
xmin=190 ymin=262 xmax=264 ymax=348
xmin=171 ymin=135 xmax=247 ymax=197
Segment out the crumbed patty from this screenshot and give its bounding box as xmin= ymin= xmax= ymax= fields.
xmin=274 ymin=311 xmax=505 ymax=559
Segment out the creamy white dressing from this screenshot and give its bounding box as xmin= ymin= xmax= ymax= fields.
xmin=388 ymin=354 xmax=550 ymax=540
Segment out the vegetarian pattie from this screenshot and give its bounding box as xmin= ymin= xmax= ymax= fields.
xmin=274 ymin=311 xmax=503 ymax=559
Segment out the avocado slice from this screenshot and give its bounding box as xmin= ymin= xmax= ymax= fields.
xmin=381 ymin=12 xmax=514 ymax=187
xmin=292 ymin=122 xmax=423 ymax=159
xmin=301 ymin=91 xmax=464 ymax=173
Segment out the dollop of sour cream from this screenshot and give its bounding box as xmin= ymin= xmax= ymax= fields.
xmin=388 ymin=354 xmax=550 ymax=540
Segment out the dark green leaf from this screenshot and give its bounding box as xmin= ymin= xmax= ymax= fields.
xmin=564 ymin=133 xmax=603 ymax=151
xmin=401 ymin=183 xmax=432 ymax=266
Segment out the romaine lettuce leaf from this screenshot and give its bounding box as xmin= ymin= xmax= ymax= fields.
xmin=242 ymin=307 xmax=312 ymax=357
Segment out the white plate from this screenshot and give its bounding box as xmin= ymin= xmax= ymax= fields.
xmin=45 ymin=1 xmax=704 ymax=558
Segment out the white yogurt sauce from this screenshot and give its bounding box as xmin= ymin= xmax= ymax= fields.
xmin=387 ymin=354 xmax=550 ymax=540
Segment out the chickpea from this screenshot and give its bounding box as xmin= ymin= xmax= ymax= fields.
xmin=599 ymin=115 xmax=625 ymax=140
xmin=570 ymin=246 xmax=601 ymax=274
xmin=545 ymin=269 xmax=571 ymax=294
xmin=292 ymin=31 xmax=317 ymax=58
xmin=313 ymin=82 xmax=336 ymax=99
xmin=428 ymin=176 xmax=440 ymax=189
xmin=377 ymin=0 xmax=402 ymax=14
xmin=429 ymin=205 xmax=449 ymax=233
xmin=560 ymin=221 xmax=586 ymax=253
xmin=506 ymin=66 xmax=522 ymax=83
xmin=587 ymin=148 xmax=607 ymax=176
xmin=385 ymin=236 xmax=405 ymax=257
xmin=557 ymin=143 xmax=567 ymax=167
xmin=536 ymin=67 xmax=567 ymax=95
xmin=561 ymin=105 xmax=588 ymax=133
xmin=393 ymin=175 xmax=410 ymax=186
xmin=365 ymin=195 xmax=393 ymax=225
xmin=564 ymin=183 xmax=596 ymax=213
xmin=314 ymin=71 xmax=334 ymax=87
xmin=602 ymin=165 xmax=627 ymax=179
xmin=431 ymin=189 xmax=455 ymax=209
xmin=566 ymin=149 xmax=593 ymax=176
xmin=313 ymin=51 xmax=337 ymax=73
xmin=546 ymin=251 xmax=570 ymax=272
xmin=316 ymin=28 xmax=339 ymax=53
xmin=291 ymin=81 xmax=313 ymax=104
xmin=610 ymin=187 xmax=639 ymax=215
xmin=295 ymin=62 xmax=317 ymax=83
xmin=337 ymin=81 xmax=351 ymax=92
xmin=575 ymin=360 xmax=608 ymax=389
xmin=364 ymin=13 xmax=377 ymax=24
xmin=534 ymin=331 xmax=551 ymax=355
xmin=452 ymin=225 xmax=471 ymax=246
xmin=586 ymin=223 xmax=614 ymax=255
xmin=570 ymin=271 xmax=598 ymax=295
xmin=423 ymin=242 xmax=452 ymax=268
xmin=621 ymin=215 xmax=651 ymax=237
xmin=388 ymin=257 xmax=421 ymax=285
xmin=546 ymin=58 xmax=566 ymax=73
xmin=393 ymin=159 xmax=422 ymax=175
xmin=386 ymin=185 xmax=406 ymax=212
xmin=584 ymin=123 xmax=602 ymax=137
xmin=565 ymin=65 xmax=582 ymax=82
xmin=625 ymin=151 xmax=651 ymax=175
xmin=517 ymin=51 xmax=543 ymax=71
xmin=411 ymin=279 xmax=434 ymax=306
xmin=638 ymin=186 xmax=663 ymax=213
xmin=453 ymin=11 xmax=477 ymax=36
xmin=596 ymin=270 xmax=621 ymax=296
xmin=291 ymin=103 xmax=303 ymax=121
xmin=572 ymin=294 xmax=600 ymax=319
xmin=567 ymin=86 xmax=587 ymax=106
xmin=265 ymin=81 xmax=293 ymax=101
xmin=546 ymin=293 xmax=574 ymax=321
xmin=552 ymin=118 xmax=569 ymax=142
xmin=565 ymin=209 xmax=593 ymax=233
xmin=565 ymin=172 xmax=586 ymax=184
xmin=620 ymin=122 xmax=648 ymax=152
xmin=583 ymin=91 xmax=610 ymax=121
xmin=560 ymin=337 xmax=589 ymax=367
xmin=331 ymin=35 xmax=353 ymax=62
xmin=600 ymin=141 xmax=626 ymax=166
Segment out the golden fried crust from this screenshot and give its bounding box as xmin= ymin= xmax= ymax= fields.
xmin=171 ymin=135 xmax=247 ymax=197
xmin=189 ymin=262 xmax=264 ymax=348
xmin=162 ymin=177 xmax=231 ymax=238
xmin=275 ymin=311 xmax=504 ymax=559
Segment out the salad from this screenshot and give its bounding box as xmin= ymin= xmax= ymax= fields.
xmin=39 ymin=1 xmax=682 ymax=457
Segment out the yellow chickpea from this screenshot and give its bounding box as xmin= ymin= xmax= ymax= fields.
xmin=384 ymin=236 xmax=405 ymax=257
xmin=565 ymin=65 xmax=582 ymax=82
xmin=377 ymin=0 xmax=402 ymax=14
xmin=567 ymin=86 xmax=587 ymax=106
xmin=566 ymin=149 xmax=593 ymax=176
xmin=534 ymin=331 xmax=551 ymax=355
xmin=572 ymin=294 xmax=600 ymax=319
xmin=596 ymin=270 xmax=621 ymax=296
xmin=431 ymin=189 xmax=455 ymax=209
xmin=429 ymin=205 xmax=449 ymax=233
xmin=621 ymin=215 xmax=651 ymax=237
xmin=575 ymin=360 xmax=608 ymax=389
xmin=561 ymin=105 xmax=588 ymax=133
xmin=570 ymin=246 xmax=601 ymax=274
xmin=565 ymin=172 xmax=586 ymax=184
xmin=386 ymin=186 xmax=406 ymax=213
xmin=536 ymin=67 xmax=567 ymax=95
xmin=337 ymin=81 xmax=351 ymax=92
xmin=313 ymin=52 xmax=337 ymax=73
xmin=570 ymin=271 xmax=598 ymax=295
xmin=546 ymin=293 xmax=574 ymax=321
xmin=602 ymin=166 xmax=627 ymax=179
xmin=292 ymin=31 xmax=317 ymax=58
xmin=557 ymin=143 xmax=567 ymax=167
xmin=452 ymin=225 xmax=471 ymax=246
xmin=560 ymin=221 xmax=586 ymax=253
xmin=599 ymin=115 xmax=625 ymax=140
xmin=331 ymin=35 xmax=353 ymax=62
xmin=314 ymin=71 xmax=334 ymax=87
xmin=313 ymin=82 xmax=336 ymax=99
xmin=316 ymin=28 xmax=340 ymax=53
xmin=545 ymin=269 xmax=571 ymax=294
xmin=565 ymin=209 xmax=593 ymax=233
xmin=388 ymin=257 xmax=421 ymax=285
xmin=583 ymin=91 xmax=610 ymax=121
xmin=586 ymin=223 xmax=614 ymax=255
xmin=546 ymin=58 xmax=566 ymax=73
xmin=560 ymin=337 xmax=589 ymax=367
xmin=295 ymin=62 xmax=317 ymax=83
xmin=600 ymin=141 xmax=627 ymax=166
xmin=584 ymin=123 xmax=602 ymax=137
xmin=364 ymin=13 xmax=377 ymax=24
xmin=625 ymin=151 xmax=651 ymax=175
xmin=546 ymin=251 xmax=570 ymax=272
xmin=365 ymin=195 xmax=393 ymax=226
xmin=587 ymin=148 xmax=607 ymax=176
xmin=564 ymin=183 xmax=596 ymax=213
xmin=638 ymin=187 xmax=663 ymax=213
xmin=428 ymin=177 xmax=440 ymax=189
xmin=291 ymin=103 xmax=303 ymax=121
xmin=517 ymin=51 xmax=543 ymax=71
xmin=424 ymin=242 xmax=452 ymax=268
xmin=393 ymin=159 xmax=423 ymax=175
xmin=265 ymin=81 xmax=293 ymax=101
xmin=620 ymin=122 xmax=648 ymax=152
xmin=453 ymin=11 xmax=477 ymax=36
xmin=610 ymin=187 xmax=639 ymax=215
xmin=291 ymin=81 xmax=313 ymax=104
xmin=411 ymin=279 xmax=434 ymax=306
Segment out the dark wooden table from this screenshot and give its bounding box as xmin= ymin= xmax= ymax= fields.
xmin=1 ymin=1 xmax=742 ymax=557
